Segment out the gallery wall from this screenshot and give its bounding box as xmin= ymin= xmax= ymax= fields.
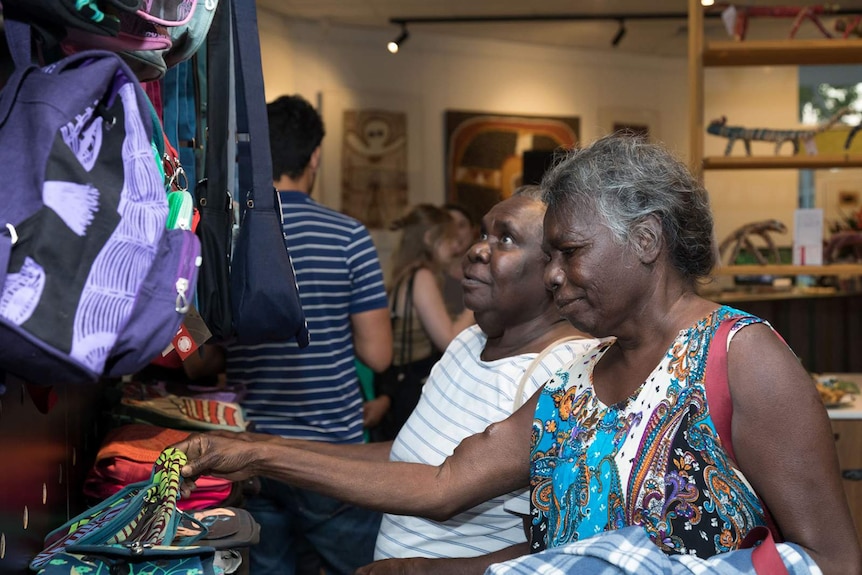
xmin=255 ymin=8 xmax=853 ymax=269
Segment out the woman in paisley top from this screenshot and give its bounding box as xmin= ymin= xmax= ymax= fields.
xmin=175 ymin=134 xmax=861 ymax=575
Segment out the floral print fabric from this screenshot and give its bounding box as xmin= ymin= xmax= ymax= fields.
xmin=529 ymin=306 xmax=771 ymax=558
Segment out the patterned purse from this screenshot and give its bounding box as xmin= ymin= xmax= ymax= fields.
xmin=29 ymin=448 xmax=207 ymax=571
xmin=36 ymin=543 xmax=218 ymax=575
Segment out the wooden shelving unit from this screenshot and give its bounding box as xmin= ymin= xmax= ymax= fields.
xmin=713 ymin=264 xmax=862 ymax=277
xmin=703 ymin=154 xmax=862 ymax=170
xmin=687 ymin=1 xmax=862 ymax=176
xmin=689 ymin=5 xmax=862 ymax=542
xmin=703 ymin=39 xmax=862 ymax=67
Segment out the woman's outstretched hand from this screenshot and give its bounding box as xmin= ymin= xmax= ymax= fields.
xmin=171 ymin=432 xmax=260 ymax=497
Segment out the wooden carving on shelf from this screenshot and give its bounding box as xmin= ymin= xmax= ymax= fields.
xmin=724 ymin=4 xmax=838 ymax=41
xmin=824 ymin=230 xmax=862 ymax=263
xmin=706 ymin=106 xmax=849 ymax=156
xmin=719 ymin=219 xmax=787 ymax=265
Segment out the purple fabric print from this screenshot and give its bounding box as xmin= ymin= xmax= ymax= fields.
xmin=60 ymin=100 xmax=103 ymax=172
xmin=42 ymin=181 xmax=100 ymax=236
xmin=0 ymin=257 xmax=46 ymax=325
xmin=70 ymin=81 xmax=167 ymax=372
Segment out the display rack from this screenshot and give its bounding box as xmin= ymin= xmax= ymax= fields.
xmin=687 ymin=1 xmax=862 ymax=172
xmin=713 ymin=263 xmax=862 ymax=276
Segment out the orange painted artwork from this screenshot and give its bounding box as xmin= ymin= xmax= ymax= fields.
xmin=445 ymin=111 xmax=579 ymax=222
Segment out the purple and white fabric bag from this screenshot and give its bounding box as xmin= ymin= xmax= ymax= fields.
xmin=0 ymin=20 xmax=200 ymax=385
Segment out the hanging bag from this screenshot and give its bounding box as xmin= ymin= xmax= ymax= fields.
xmin=193 ymin=0 xmax=235 ymax=342
xmin=227 ymin=0 xmax=309 ymax=346
xmin=373 ymin=271 xmax=429 ymax=439
xmin=0 ymin=20 xmax=200 ymax=384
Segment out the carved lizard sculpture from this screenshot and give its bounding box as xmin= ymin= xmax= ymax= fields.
xmin=706 ymin=106 xmax=849 ymax=156
xmin=719 ymin=219 xmax=788 ymax=266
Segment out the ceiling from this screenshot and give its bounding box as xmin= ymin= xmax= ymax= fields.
xmin=255 ymin=0 xmax=862 ymax=58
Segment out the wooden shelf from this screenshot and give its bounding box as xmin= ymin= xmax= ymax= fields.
xmin=713 ymin=264 xmax=862 ymax=276
xmin=704 ymin=39 xmax=862 ymax=67
xmin=703 ymin=154 xmax=862 ymax=170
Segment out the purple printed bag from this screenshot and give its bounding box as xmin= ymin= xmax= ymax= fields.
xmin=0 ymin=20 xmax=201 ymax=385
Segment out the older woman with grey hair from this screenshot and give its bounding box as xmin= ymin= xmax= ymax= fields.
xmin=175 ymin=134 xmax=860 ymax=575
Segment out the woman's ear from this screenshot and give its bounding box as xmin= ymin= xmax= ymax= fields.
xmin=634 ymin=214 xmax=663 ymax=265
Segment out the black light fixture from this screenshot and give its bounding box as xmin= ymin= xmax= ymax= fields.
xmin=611 ymin=18 xmax=626 ymax=47
xmin=387 ymin=23 xmax=409 ymax=53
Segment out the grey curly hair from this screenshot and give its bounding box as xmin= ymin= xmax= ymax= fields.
xmin=541 ymin=134 xmax=716 ymax=283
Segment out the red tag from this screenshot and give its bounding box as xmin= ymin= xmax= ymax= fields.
xmin=172 ymin=322 xmax=199 ymax=360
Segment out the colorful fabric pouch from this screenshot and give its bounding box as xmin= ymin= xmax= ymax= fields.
xmin=29 ymin=448 xmax=206 ymax=570
xmin=117 ymin=394 xmax=248 ymax=432
xmin=37 ymin=543 xmax=220 ymax=575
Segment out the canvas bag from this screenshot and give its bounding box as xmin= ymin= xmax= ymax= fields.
xmin=0 ymin=20 xmax=201 ymax=384
xmin=228 ymin=0 xmax=309 ymax=346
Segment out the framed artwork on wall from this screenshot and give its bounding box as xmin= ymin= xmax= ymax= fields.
xmin=445 ymin=110 xmax=579 ymax=223
xmin=340 ymin=109 xmax=408 ymax=229
xmin=598 ymin=106 xmax=659 ymax=141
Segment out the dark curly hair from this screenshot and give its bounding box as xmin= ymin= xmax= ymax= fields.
xmin=267 ymin=95 xmax=325 ymax=181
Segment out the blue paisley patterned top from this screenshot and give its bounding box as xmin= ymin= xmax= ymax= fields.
xmin=529 ymin=306 xmax=774 ymax=558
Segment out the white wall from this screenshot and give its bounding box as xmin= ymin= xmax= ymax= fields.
xmin=257 ymin=9 xmax=834 ymax=267
xmin=258 ymin=11 xmax=688 ymax=208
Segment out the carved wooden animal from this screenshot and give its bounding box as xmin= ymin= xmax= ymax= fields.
xmin=824 ymin=230 xmax=862 ymax=263
xmin=719 ymin=219 xmax=788 ymax=266
xmin=707 ymin=107 xmax=849 ymax=156
xmin=727 ymin=4 xmax=837 ymax=40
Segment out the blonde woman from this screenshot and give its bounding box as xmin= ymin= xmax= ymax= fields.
xmin=368 ymin=204 xmax=475 ymax=439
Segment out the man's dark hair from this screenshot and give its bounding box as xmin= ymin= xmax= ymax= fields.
xmin=267 ymin=95 xmax=325 ymax=181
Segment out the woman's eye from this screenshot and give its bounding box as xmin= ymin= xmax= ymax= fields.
xmin=500 ymin=234 xmax=514 ymax=245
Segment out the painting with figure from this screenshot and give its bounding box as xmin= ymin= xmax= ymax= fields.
xmin=446 ymin=111 xmax=579 ymax=222
xmin=341 ymin=109 xmax=407 ymax=229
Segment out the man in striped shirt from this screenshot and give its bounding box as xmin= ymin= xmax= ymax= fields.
xmin=226 ymin=95 xmax=392 ymax=574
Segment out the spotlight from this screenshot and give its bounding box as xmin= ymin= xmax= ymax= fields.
xmin=701 ymin=0 xmax=715 ymax=5
xmin=387 ymin=24 xmax=409 ymax=54
xmin=611 ymin=19 xmax=626 ymax=47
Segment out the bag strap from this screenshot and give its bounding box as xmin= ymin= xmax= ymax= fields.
xmin=392 ymin=270 xmax=416 ymax=368
xmin=231 ymin=0 xmax=276 ymax=212
xmin=512 ymin=335 xmax=590 ymax=410
xmin=742 ymin=526 xmax=789 ymax=575
xmin=704 ymin=316 xmax=786 ymax=557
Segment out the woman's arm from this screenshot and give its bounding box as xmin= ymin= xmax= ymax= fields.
xmin=411 ymin=268 xmax=474 ymax=351
xmin=175 ymin=392 xmax=537 ymax=521
xmin=728 ymin=323 xmax=862 ymax=575
xmin=208 ymin=429 xmax=395 ymax=463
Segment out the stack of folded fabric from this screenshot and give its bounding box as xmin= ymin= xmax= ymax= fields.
xmin=83 ymin=423 xmax=236 ymax=510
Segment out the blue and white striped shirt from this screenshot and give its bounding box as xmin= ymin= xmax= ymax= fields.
xmin=227 ymin=191 xmax=388 ymax=443
xmin=375 ymin=326 xmax=600 ymax=559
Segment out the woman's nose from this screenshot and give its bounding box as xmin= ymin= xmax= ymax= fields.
xmin=544 ymin=261 xmax=563 ymax=291
xmin=466 ymin=240 xmax=490 ymax=263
